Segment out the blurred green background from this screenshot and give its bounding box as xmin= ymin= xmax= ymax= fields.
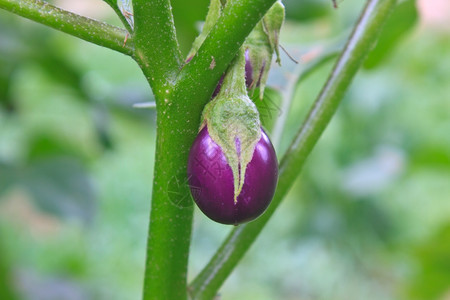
xmin=1 ymin=0 xmax=449 ymax=299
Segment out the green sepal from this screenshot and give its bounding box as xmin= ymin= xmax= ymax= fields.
xmin=263 ymin=1 xmax=285 ymax=64
xmin=201 ymin=48 xmax=261 ymax=203
xmin=244 ymin=1 xmax=285 ymax=100
xmin=244 ymin=22 xmax=273 ymax=100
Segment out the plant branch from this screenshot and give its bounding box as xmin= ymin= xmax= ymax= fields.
xmin=175 ymin=0 xmax=277 ymax=107
xmin=189 ymin=0 xmax=397 ymax=298
xmin=140 ymin=1 xmax=278 ymax=299
xmin=132 ymin=0 xmax=182 ymax=92
xmin=133 ymin=2 xmax=189 ymax=300
xmin=0 ymin=0 xmax=134 ymax=56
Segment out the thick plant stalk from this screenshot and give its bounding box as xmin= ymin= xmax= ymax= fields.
xmin=131 ymin=1 xmax=188 ymax=299
xmin=133 ymin=0 xmax=182 ymax=91
xmin=189 ymin=0 xmax=397 ymax=299
xmin=0 ymin=0 xmax=134 ymax=56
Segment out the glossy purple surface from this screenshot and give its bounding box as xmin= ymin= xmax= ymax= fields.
xmin=187 ymin=126 xmax=278 ymax=225
xmin=244 ymin=48 xmax=265 ymax=89
xmin=245 ymin=48 xmax=253 ymax=88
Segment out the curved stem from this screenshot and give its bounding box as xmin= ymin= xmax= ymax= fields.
xmin=0 ymin=0 xmax=134 ymax=56
xmin=189 ymin=0 xmax=397 ymax=298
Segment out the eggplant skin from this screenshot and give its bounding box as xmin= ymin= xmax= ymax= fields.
xmin=187 ymin=126 xmax=278 ymax=225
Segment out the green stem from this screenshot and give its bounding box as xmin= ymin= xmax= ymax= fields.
xmin=0 ymin=0 xmax=134 ymax=56
xmin=131 ymin=1 xmax=188 ymax=300
xmin=189 ymin=0 xmax=397 ymax=298
xmin=217 ymin=47 xmax=247 ymax=98
xmin=139 ymin=1 xmax=278 ymax=299
xmin=132 ymin=0 xmax=182 ymax=92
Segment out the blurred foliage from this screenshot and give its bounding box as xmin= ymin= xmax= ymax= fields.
xmin=408 ymin=224 xmax=450 ymax=300
xmin=284 ymin=0 xmax=332 ymax=22
xmin=0 ymin=240 xmax=18 ymax=300
xmin=364 ymin=0 xmax=418 ymax=69
xmin=172 ymin=0 xmax=209 ymax=56
xmin=0 ymin=1 xmax=449 ymax=300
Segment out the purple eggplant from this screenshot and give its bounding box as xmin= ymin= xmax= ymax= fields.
xmin=187 ymin=126 xmax=278 ymax=225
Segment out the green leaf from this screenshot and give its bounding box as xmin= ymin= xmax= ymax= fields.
xmin=364 ymin=0 xmax=418 ymax=69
